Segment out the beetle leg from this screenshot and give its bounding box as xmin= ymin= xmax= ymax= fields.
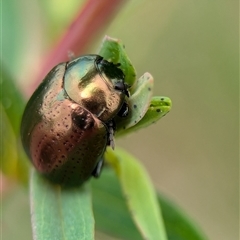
xmin=107 ymin=120 xmax=116 ymax=149
xmin=92 ymin=119 xmax=115 ymax=178
xmin=108 ymin=126 xmax=115 ymax=149
xmin=92 ymin=158 xmax=104 ymax=178
xmin=117 ymin=101 xmax=129 ymax=117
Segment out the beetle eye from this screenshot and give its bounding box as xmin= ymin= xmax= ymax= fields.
xmin=114 ymin=82 xmax=125 ymax=91
xmin=114 ymin=82 xmax=129 ymax=97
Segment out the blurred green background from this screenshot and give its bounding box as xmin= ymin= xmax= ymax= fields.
xmin=2 ymin=0 xmax=238 ymax=240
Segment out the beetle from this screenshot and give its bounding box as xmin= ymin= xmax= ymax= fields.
xmin=21 ymin=54 xmax=129 ymax=186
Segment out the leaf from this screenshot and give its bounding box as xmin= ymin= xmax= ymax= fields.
xmin=117 ymin=96 xmax=172 ymax=137
xmin=2 ymin=0 xmax=31 ymax=74
xmin=0 ymin=104 xmax=18 ymax=177
xmin=92 ymin=168 xmax=208 ymax=240
xmin=115 ymin=73 xmax=154 ymax=133
xmin=92 ymin=169 xmax=143 ymax=240
xmin=105 ymin=148 xmax=167 ymax=240
xmin=98 ymin=35 xmax=137 ymax=87
xmin=0 ymin=64 xmax=26 ymax=135
xmin=0 ymin=64 xmax=29 ymax=183
xmin=97 ymin=36 xmax=172 ymax=137
xmin=30 ymin=169 xmax=95 ymax=240
xmin=2 ymin=168 xmax=207 ymax=240
xmin=159 ymin=195 xmax=208 ymax=240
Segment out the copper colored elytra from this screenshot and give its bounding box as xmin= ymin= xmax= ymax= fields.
xmin=21 ymin=55 xmax=129 ymax=186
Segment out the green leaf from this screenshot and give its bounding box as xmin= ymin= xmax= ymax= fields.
xmin=92 ymin=168 xmax=208 ymax=240
xmin=159 ymin=195 xmax=208 ymax=240
xmin=115 ymin=73 xmax=154 ymax=134
xmin=92 ymin=169 xmax=144 ymax=240
xmin=0 ymin=65 xmax=29 ymax=183
xmin=98 ymin=35 xmax=137 ymax=87
xmin=98 ymin=36 xmax=172 ymax=136
xmin=30 ymin=169 xmax=95 ymax=240
xmin=105 ymin=148 xmax=167 ymax=240
xmin=2 ymin=168 xmax=207 ymax=240
xmin=2 ymin=0 xmax=30 ymax=73
xmin=0 ymin=104 xmax=18 ymax=177
xmin=117 ymin=96 xmax=172 ymax=137
xmin=0 ymin=64 xmax=25 ymax=135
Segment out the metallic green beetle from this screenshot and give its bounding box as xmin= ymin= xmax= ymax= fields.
xmin=21 ymin=55 xmax=129 ymax=186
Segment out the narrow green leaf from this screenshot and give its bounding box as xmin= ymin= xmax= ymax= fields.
xmin=98 ymin=35 xmax=137 ymax=87
xmin=98 ymin=36 xmax=172 ymax=136
xmin=2 ymin=170 xmax=207 ymax=240
xmin=92 ymin=168 xmax=208 ymax=240
xmin=2 ymin=0 xmax=30 ymax=73
xmin=30 ymin=169 xmax=94 ymax=240
xmin=0 ymin=65 xmax=30 ymax=183
xmin=117 ymin=96 xmax=172 ymax=137
xmin=115 ymin=73 xmax=154 ymax=133
xmin=0 ymin=104 xmax=18 ymax=177
xmin=92 ymin=169 xmax=142 ymax=240
xmin=159 ymin=195 xmax=208 ymax=240
xmin=0 ymin=64 xmax=25 ymax=135
xmin=105 ymin=148 xmax=167 ymax=240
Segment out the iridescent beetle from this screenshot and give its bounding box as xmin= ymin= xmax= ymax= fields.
xmin=21 ymin=55 xmax=129 ymax=186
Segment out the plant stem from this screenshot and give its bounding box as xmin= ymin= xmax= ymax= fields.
xmin=28 ymin=0 xmax=126 ymax=97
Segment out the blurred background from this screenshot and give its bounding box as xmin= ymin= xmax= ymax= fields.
xmin=2 ymin=0 xmax=238 ymax=240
